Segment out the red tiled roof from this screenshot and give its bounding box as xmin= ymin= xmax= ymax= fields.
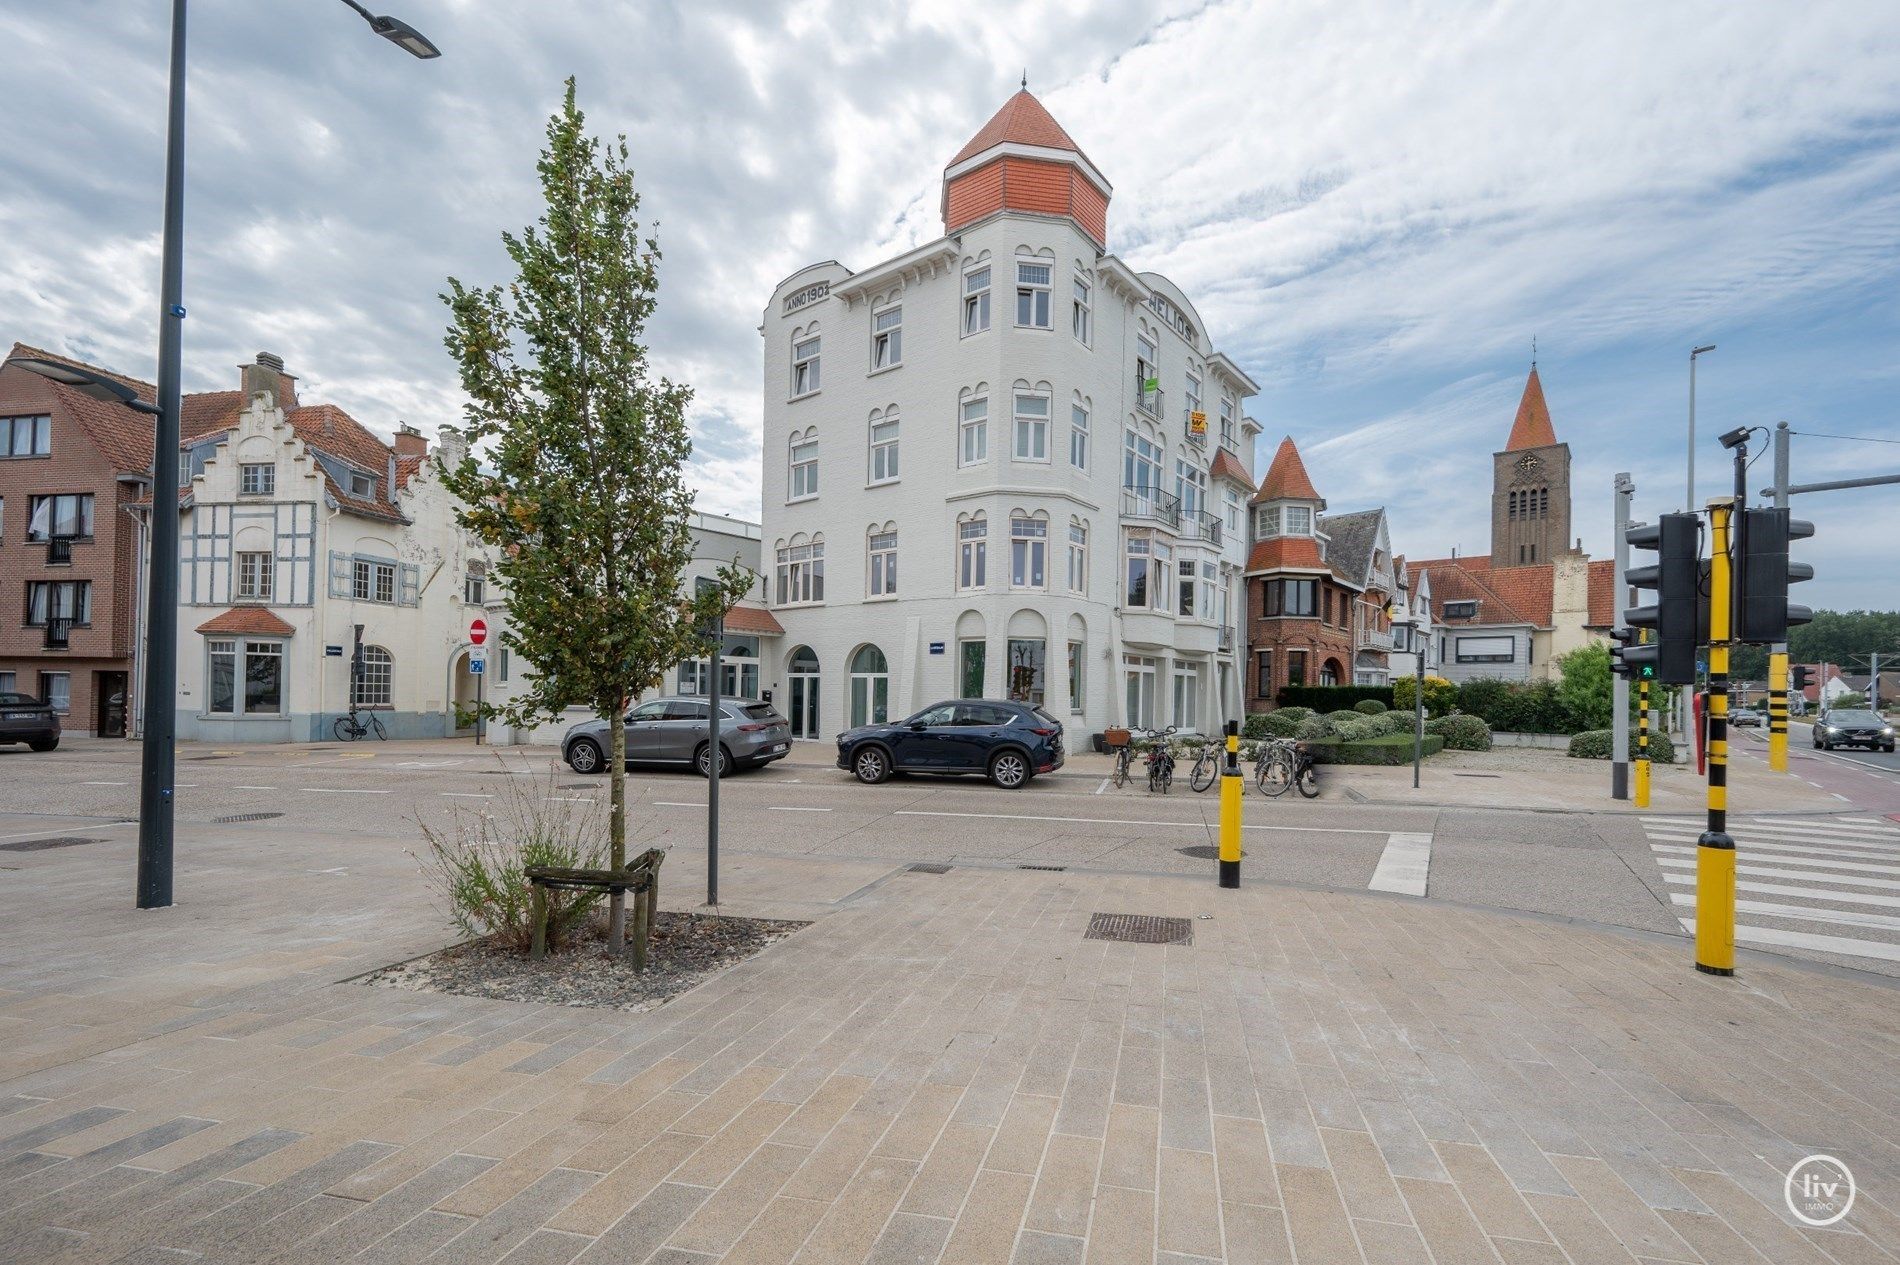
xmin=1245 ymin=536 xmax=1327 ymax=573
xmin=1252 ymin=436 xmax=1322 ymax=504
xmin=949 ymin=90 xmax=1085 ymax=167
xmin=395 ymin=453 xmax=426 ymax=490
xmin=181 ymin=391 xmax=245 ymax=440
xmin=1416 ymin=555 xmax=1555 ymax=627
xmin=1208 ymin=447 xmax=1253 ymax=486
xmin=6 ymin=342 xmax=251 ymax=470
xmin=1506 ymin=367 xmax=1558 ymax=451
xmin=285 ymin=404 xmax=407 ymax=522
xmin=724 ymin=605 xmax=784 ymax=636
xmin=196 ymin=607 xmax=296 ymax=636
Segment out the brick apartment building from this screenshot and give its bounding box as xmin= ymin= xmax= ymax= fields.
xmin=0 ymin=345 xmax=161 ymax=736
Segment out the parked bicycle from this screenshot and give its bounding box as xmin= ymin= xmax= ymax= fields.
xmin=1144 ymin=726 xmax=1178 ymax=793
xmin=1254 ymin=737 xmax=1318 ymax=798
xmin=334 ymin=706 xmax=387 ymax=742
xmin=1188 ymin=733 xmax=1227 ymax=793
xmin=1107 ymin=726 xmax=1174 ymax=790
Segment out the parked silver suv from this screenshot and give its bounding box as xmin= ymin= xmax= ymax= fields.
xmin=563 ymin=696 xmax=792 ymax=776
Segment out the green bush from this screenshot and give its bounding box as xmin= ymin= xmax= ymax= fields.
xmin=1354 ymin=698 xmax=1388 ymax=714
xmin=1277 ymin=685 xmax=1395 ymax=712
xmin=1306 ymin=733 xmax=1446 ymax=765
xmin=1295 ymin=715 xmax=1334 ymax=741
xmin=1242 ymin=712 xmax=1273 ymax=740
xmin=1262 ymin=710 xmax=1307 ymax=738
xmin=1393 ymin=674 xmax=1460 ymax=718
xmin=1331 ymin=717 xmax=1379 ymax=742
xmin=1369 ymin=709 xmax=1414 ymax=737
xmin=1426 ymin=713 xmax=1493 ymax=751
xmin=1275 ymin=706 xmax=1314 ymax=724
xmin=1555 ymin=643 xmax=1613 ymax=731
xmin=1322 ymin=709 xmax=1364 ymax=728
xmin=1456 ymin=677 xmax=1579 ymax=734
xmin=1569 ymin=729 xmax=1677 ymax=764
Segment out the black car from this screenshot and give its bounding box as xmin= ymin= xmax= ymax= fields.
xmin=837 ymin=699 xmax=1064 ymax=789
xmin=0 ymin=692 xmax=60 ymax=751
xmin=1814 ymin=709 xmax=1896 ymax=752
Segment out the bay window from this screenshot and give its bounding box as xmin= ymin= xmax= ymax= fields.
xmin=958 ymin=516 xmax=987 ymax=589
xmin=208 ymin=639 xmax=283 ymax=716
xmin=1013 ymin=392 xmax=1049 ymax=461
xmin=1015 ymin=260 xmax=1052 ymax=328
xmin=1067 ymin=521 xmax=1087 ymax=593
xmin=1010 ymin=515 xmax=1047 ymax=589
xmin=1070 ymin=403 xmax=1089 ymax=469
xmin=1264 ymin=578 xmax=1318 ymax=617
xmin=963 ymin=266 xmax=991 ymax=334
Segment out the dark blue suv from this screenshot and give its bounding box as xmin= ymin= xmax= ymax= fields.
xmin=837 ymin=699 xmax=1065 ymax=789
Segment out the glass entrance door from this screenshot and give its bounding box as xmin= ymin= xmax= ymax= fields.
xmin=787 ymin=646 xmax=820 ymax=738
xmin=959 ymin=639 xmax=986 ymax=698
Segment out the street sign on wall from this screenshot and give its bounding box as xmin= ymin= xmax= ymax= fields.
xmin=469 ymin=618 xmax=488 ymax=646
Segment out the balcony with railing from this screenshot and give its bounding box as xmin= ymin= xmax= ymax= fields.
xmin=1136 ymin=385 xmax=1164 ymax=419
xmin=1121 ymin=484 xmax=1180 ymax=529
xmin=42 ymin=617 xmax=72 ymax=650
xmin=1182 ymin=508 xmax=1223 ymax=546
xmin=1218 ymin=625 xmax=1235 ymax=651
xmin=45 ymin=536 xmax=74 ymax=566
xmin=1358 ymin=623 xmax=1394 ymax=651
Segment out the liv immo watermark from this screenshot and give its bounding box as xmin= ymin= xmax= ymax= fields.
xmin=1785 ymin=1155 xmax=1855 ymax=1227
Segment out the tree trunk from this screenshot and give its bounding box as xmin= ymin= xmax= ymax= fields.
xmin=607 ymin=705 xmax=627 ymax=953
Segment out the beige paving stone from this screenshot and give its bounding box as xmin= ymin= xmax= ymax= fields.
xmin=1277 ymin=1162 xmax=1362 ymax=1263
xmin=939 ymin=1168 xmax=1034 ymax=1264
xmin=986 ymin=1093 xmax=1060 ymax=1175
xmin=899 ymin=1121 xmax=994 ymax=1219
xmin=1219 ymin=1200 xmax=1293 ymax=1265
xmin=1023 ymin=1132 xmax=1100 ymax=1238
xmin=1157 ymin=1146 xmax=1222 ymax=1259
xmin=875 ymin=1081 xmax=965 ymax=1162
xmin=1013 ymin=1228 xmax=1085 ymax=1263
xmin=1396 ymin=1175 xmax=1499 ymax=1265
xmin=780 ymin=1108 xmax=895 ymax=1202
xmin=723 ymin=1195 xmax=831 ymax=1265
xmin=1211 ymin=1113 xmax=1278 ymax=1209
xmin=1320 ymin=1127 xmax=1410 ymax=1226
xmin=1548 ymin=1154 xmax=1700 ymax=1262
xmin=1668 ymin=1169 xmax=1839 ymax=1265
xmin=546 ymin=1129 xmax=706 ymax=1237
xmin=1354 ymin=1217 xmax=1434 ymax=1265
xmin=675 ymin=1064 xmax=782 ymax=1137
xmin=434 ymin=1118 xmax=610 ymax=1218
xmin=669 ymin=1142 xmax=811 ymax=1257
xmin=1523 ymin=1192 xmax=1647 ymax=1265
xmin=1097 ymin=1103 xmax=1159 ymax=1193
xmin=562 ymin=1090 xmax=701 ymax=1174
xmin=672 ymin=1098 xmax=799 ymax=1187
xmin=1490 ymin=1236 xmax=1571 ymax=1264
xmin=791 ymin=1154 xmax=918 ymax=1264
xmin=1083 ymin=1182 xmax=1155 ymax=1265
xmin=771 ymin=1074 xmax=873 ymax=1149
xmin=1432 ymin=1140 xmax=1551 ymax=1244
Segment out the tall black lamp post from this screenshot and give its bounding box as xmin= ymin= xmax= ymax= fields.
xmin=132 ymin=0 xmax=439 ymax=909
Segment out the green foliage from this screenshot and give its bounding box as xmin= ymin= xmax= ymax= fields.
xmin=1368 ymin=710 xmax=1414 ymax=737
xmin=1242 ymin=712 xmax=1273 ymax=740
xmin=1555 ymin=643 xmax=1613 ymax=731
xmin=1393 ymin=674 xmax=1460 ymax=718
xmin=1353 ymin=699 xmax=1388 ymax=715
xmin=1569 ymin=728 xmax=1677 ymax=763
xmin=1277 ymin=685 xmax=1395 ymax=711
xmin=1275 ymin=706 xmax=1314 ymax=724
xmin=1455 ymin=677 xmax=1578 ymax=734
xmin=1426 ymin=713 xmax=1493 ymax=750
xmin=411 ymin=763 xmax=612 ymax=951
xmin=1833 ymin=692 xmax=1866 ymax=709
xmin=1295 ymin=715 xmax=1334 ymax=741
xmin=1262 ymin=711 xmax=1307 ymax=738
xmin=1730 ymin=610 xmax=1900 ymax=681
xmin=1306 ymin=733 xmax=1446 ymax=765
xmin=435 ymin=81 xmax=753 ymax=912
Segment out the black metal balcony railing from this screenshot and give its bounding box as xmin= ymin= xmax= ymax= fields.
xmin=1136 ymin=385 xmax=1163 ymax=418
xmin=43 ymin=617 xmax=71 ymax=649
xmin=46 ymin=536 xmax=73 ymax=565
xmin=1183 ymin=508 xmax=1223 ymax=546
xmin=1121 ymin=484 xmax=1180 ymax=528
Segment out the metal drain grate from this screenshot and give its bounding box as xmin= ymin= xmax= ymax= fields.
xmin=215 ymin=812 xmax=284 ymax=823
xmin=1176 ymin=845 xmax=1219 ymax=861
xmin=1085 ymin=912 xmax=1193 ymax=946
xmin=1018 ymin=864 xmax=1066 ymax=872
xmin=0 ymin=837 xmax=100 ymax=852
xmin=908 ymin=862 xmax=952 ymax=874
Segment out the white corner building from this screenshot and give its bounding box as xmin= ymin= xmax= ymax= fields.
xmin=757 ymin=90 xmax=1262 ymax=741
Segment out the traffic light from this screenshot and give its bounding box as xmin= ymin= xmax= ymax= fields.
xmin=1624 ymin=512 xmax=1700 ymax=685
xmin=1792 ymin=664 xmax=1813 ymax=691
xmin=1737 ymin=507 xmax=1814 ymax=644
xmin=1609 ymin=627 xmax=1635 ymax=678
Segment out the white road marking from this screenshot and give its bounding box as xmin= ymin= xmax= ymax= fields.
xmin=1093 ymin=778 xmax=1111 ymax=796
xmin=1651 ymin=844 xmax=1900 ymax=874
xmin=768 ymin=806 xmax=831 ymax=813
xmin=1833 ymin=793 xmax=1852 ymax=801
xmin=1645 ymin=832 xmax=1900 ymax=858
xmin=891 ymin=809 xmax=1392 ymax=835
xmin=1670 ymin=891 xmax=1900 ymax=933
xmin=82 ymin=780 xmax=127 ymax=786
xmin=0 ymin=820 xmax=132 ymax=842
xmin=1680 ymin=916 xmax=1900 ymax=964
xmin=440 ymin=793 xmax=492 ymax=799
xmin=1369 ymin=832 xmax=1431 ymax=897
xmin=543 ymin=797 xmax=592 ymax=803
xmin=654 ymin=801 xmax=705 ymax=808
xmin=1662 ymin=873 xmax=1900 ymax=910
xmin=235 ymin=785 xmax=276 ymax=791
xmin=301 ymin=787 xmax=391 ymax=795
xmin=1656 ymin=856 xmax=1900 ymax=890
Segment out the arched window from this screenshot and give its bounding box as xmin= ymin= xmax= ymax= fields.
xmin=463 ymin=561 xmax=487 ymax=605
xmin=962 ymin=253 xmax=992 ymax=336
xmin=849 ymin=645 xmax=889 ymax=727
xmin=791 ymin=324 xmax=821 ymax=397
xmin=787 ymin=645 xmax=821 ymax=739
xmin=1320 ymin=658 xmax=1342 ymax=687
xmin=869 ymin=407 xmax=899 ymax=484
xmin=354 ymin=645 xmax=393 ymax=707
xmin=959 ymin=385 xmax=989 ymax=467
xmin=1010 ymin=510 xmax=1049 ymax=589
xmin=957 ymin=512 xmax=987 ymax=590
xmin=868 ymin=522 xmax=898 ymax=597
xmin=788 ymin=427 xmax=818 ymax=500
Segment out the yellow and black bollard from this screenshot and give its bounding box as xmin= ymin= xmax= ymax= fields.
xmin=1768 ymin=649 xmax=1789 ymax=773
xmin=1219 ymin=719 xmax=1242 ymax=888
xmin=1696 ymin=500 xmax=1737 ymax=976
xmin=1635 ymin=674 xmax=1651 ymax=808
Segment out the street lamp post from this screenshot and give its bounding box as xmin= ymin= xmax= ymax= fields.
xmin=1390 ymin=607 xmax=1425 ymax=789
xmin=1687 ymin=344 xmax=1716 ymax=512
xmin=135 ymin=0 xmax=439 ymax=910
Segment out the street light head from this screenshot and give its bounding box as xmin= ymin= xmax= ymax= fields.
xmin=4 ymin=355 xmax=161 ymax=414
xmin=1692 ymin=344 xmax=1717 ymax=357
xmin=370 ymin=14 xmax=441 ymax=58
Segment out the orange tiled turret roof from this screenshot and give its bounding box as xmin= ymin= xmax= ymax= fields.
xmin=1252 ymin=436 xmax=1322 ymax=504
xmin=949 ymin=90 xmax=1085 ymax=166
xmin=1506 ymin=366 xmax=1557 ymax=451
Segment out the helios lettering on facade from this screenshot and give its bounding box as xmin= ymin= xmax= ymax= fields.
xmin=783 ymin=281 xmax=831 ymax=314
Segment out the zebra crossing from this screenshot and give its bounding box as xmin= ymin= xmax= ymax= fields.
xmin=1640 ymin=813 xmax=1900 ymax=967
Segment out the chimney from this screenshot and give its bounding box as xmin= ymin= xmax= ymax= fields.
xmin=393 ymin=422 xmax=428 ymax=459
xmin=239 ymin=351 xmax=298 ymax=410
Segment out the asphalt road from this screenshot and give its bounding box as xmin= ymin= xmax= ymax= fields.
xmin=4 ymin=736 xmax=1896 ymax=977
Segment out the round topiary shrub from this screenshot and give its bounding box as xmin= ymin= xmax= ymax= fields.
xmin=1567 ymin=730 xmax=1612 ymax=759
xmin=1371 ymin=710 xmax=1413 ymax=737
xmin=1354 ymin=699 xmax=1388 ymax=715
xmin=1296 ymin=716 xmax=1334 ymax=741
xmin=1276 ymin=706 xmax=1314 ymax=725
xmin=1241 ymin=712 xmax=1273 ymax=740
xmin=1428 ymin=714 xmax=1492 ymax=751
xmin=1330 ymin=717 xmax=1379 ymax=742
xmin=1323 ymin=710 xmax=1364 ymax=731
xmin=1263 ymin=710 xmax=1306 ymax=738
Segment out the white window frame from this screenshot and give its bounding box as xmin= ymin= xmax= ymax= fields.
xmin=239 ymin=463 xmax=275 ymax=495
xmin=236 ymin=550 xmax=274 ymax=602
xmin=353 ymin=558 xmax=397 ymax=604
xmin=1175 ymin=459 xmax=1206 ymax=517
xmin=1067 ymin=521 xmax=1087 ymax=594
xmin=789 ymin=431 xmax=819 ymax=501
xmin=1010 ymin=515 xmax=1048 ymax=590
xmin=1012 ymin=391 xmax=1050 ymax=462
xmin=1 ymin=415 xmax=51 ymax=458
xmin=774 ymin=539 xmax=826 ymax=606
xmin=348 ymin=470 xmax=376 ymax=498
xmin=959 ymin=397 xmax=988 ymax=467
xmin=868 ymin=528 xmax=897 ymax=598
xmin=869 ymin=412 xmax=899 ymax=485
xmin=1015 ymin=260 xmax=1052 ymax=329
xmin=791 ymin=335 xmax=822 ymax=397
xmin=1067 ymin=641 xmax=1085 ymax=713
xmin=1285 ymin=505 xmax=1312 ymax=535
xmin=1224 ymin=488 xmax=1241 ymax=533
xmin=871 ymin=303 xmax=903 ymax=371
xmin=354 ymin=645 xmax=394 ymax=707
xmin=1124 ymin=429 xmax=1163 ymax=493
xmin=1219 ymin=392 xmax=1236 ymax=448
xmin=958 ymin=516 xmax=987 ymax=590
xmin=1072 ymin=273 xmax=1091 ymax=344
xmin=41 ymin=670 xmax=71 ymax=714
xmin=206 ymin=638 xmax=283 ymax=717
xmin=1069 ymin=403 xmax=1089 ymax=470
xmin=962 ymin=266 xmax=991 ymax=335
xmin=463 ymin=567 xmax=486 ymax=605
xmin=1136 ymin=334 xmax=1159 ymax=414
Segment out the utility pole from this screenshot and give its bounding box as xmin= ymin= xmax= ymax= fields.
xmin=1768 ymin=423 xmax=1791 ymax=771
xmin=1696 ymin=493 xmax=1736 ymax=977
xmin=1612 ymin=473 xmax=1633 ymax=799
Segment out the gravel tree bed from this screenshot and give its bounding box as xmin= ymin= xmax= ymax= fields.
xmin=363 ymin=911 xmax=809 ymax=1012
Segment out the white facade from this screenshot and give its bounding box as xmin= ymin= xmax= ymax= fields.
xmin=163 ymin=393 xmax=497 ymax=742
xmin=759 ymin=140 xmax=1261 ymax=741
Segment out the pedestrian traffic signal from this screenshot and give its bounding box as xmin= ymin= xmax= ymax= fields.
xmin=1624 ymin=513 xmax=1700 ymax=685
xmin=1736 ymin=507 xmax=1814 ymax=644
xmin=1608 ymin=628 xmax=1654 ymax=679
xmin=1792 ymin=664 xmax=1813 ymax=691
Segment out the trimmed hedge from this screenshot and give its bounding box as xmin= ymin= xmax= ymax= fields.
xmin=1354 ymin=699 xmax=1388 ymax=714
xmin=1568 ymin=729 xmax=1678 ymax=764
xmin=1455 ymin=678 xmax=1579 ymax=735
xmin=1425 ymin=713 xmax=1493 ymax=751
xmin=1277 ymin=685 xmax=1395 ymax=712
xmin=1242 ymin=712 xmax=1272 ymax=740
xmin=1307 ymin=733 xmax=1446 ymax=765
xmin=1261 ymin=710 xmax=1307 ymax=738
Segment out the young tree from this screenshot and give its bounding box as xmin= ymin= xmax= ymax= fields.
xmin=437 ymin=80 xmax=751 ymax=954
xmin=1554 ymin=643 xmax=1613 ymax=731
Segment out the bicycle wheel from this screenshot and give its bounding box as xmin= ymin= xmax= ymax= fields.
xmin=369 ymin=715 xmax=387 ymax=741
xmin=1111 ymin=749 xmax=1130 ymax=788
xmin=1295 ymin=761 xmax=1320 ymax=798
xmin=333 ymin=716 xmax=358 ymax=742
xmin=1256 ymin=752 xmax=1292 ymax=797
xmin=1189 ymin=751 xmax=1218 ymax=793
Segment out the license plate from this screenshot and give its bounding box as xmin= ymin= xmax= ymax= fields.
xmin=769 ymin=743 xmax=787 ymax=754
xmin=4 ymin=713 xmax=32 ymax=720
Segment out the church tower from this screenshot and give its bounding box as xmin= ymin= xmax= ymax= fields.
xmin=1490 ymin=365 xmax=1571 ymax=568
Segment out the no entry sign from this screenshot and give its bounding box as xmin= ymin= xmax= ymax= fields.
xmin=469 ymin=618 xmax=488 ymax=646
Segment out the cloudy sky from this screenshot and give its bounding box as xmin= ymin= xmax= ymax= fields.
xmin=4 ymin=0 xmax=1897 ymax=609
